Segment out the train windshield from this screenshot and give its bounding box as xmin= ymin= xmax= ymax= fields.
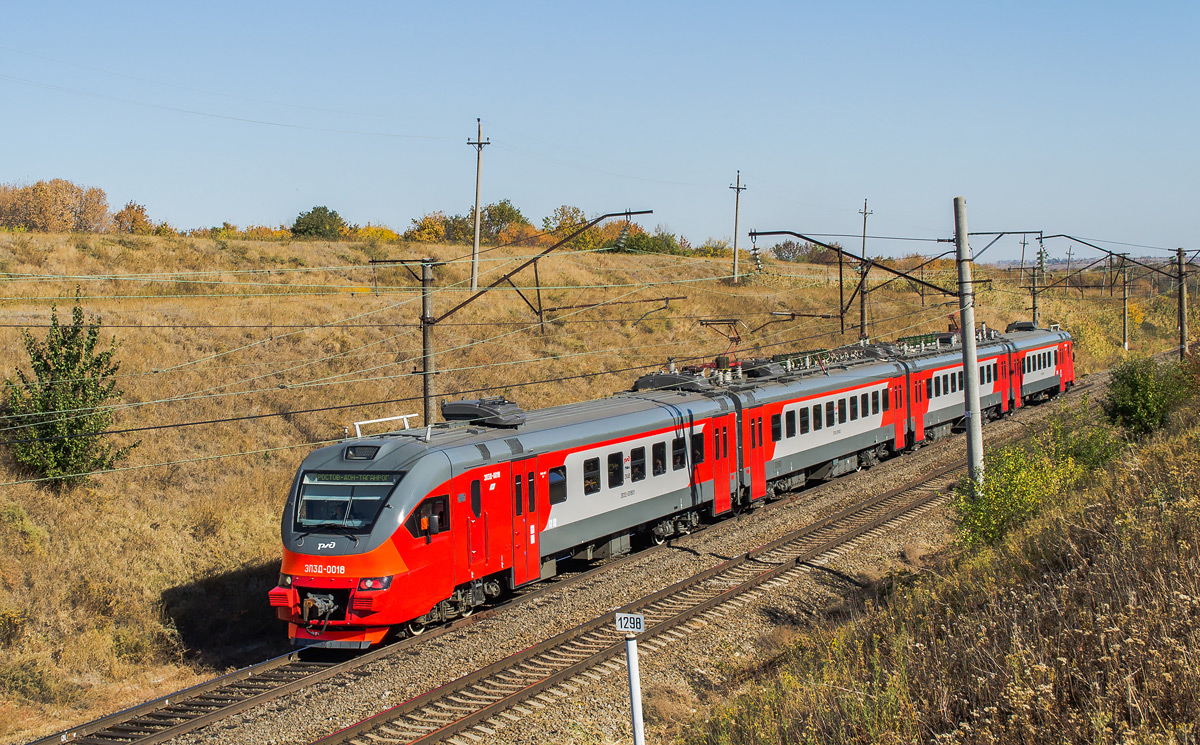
xmin=295 ymin=472 xmax=403 ymax=533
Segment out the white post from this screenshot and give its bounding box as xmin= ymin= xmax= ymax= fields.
xmin=625 ymin=635 xmax=645 ymax=745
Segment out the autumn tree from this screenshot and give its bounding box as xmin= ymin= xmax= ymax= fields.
xmin=0 ymin=179 xmax=110 ymax=233
xmin=541 ymin=205 xmax=599 ymax=249
xmin=481 ymin=199 xmax=530 ymax=243
xmin=403 ymin=211 xmax=448 ymax=243
xmin=113 ymin=201 xmax=153 ymax=234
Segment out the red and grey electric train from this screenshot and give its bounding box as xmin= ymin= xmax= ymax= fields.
xmin=269 ymin=325 xmax=1074 ymax=648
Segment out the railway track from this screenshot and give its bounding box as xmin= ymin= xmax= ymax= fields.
xmin=35 ymin=377 xmax=1096 ymax=745
xmin=311 ymin=460 xmax=962 ymax=745
xmin=29 ymin=548 xmax=663 ymax=745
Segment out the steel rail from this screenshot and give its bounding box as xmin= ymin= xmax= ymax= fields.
xmin=312 ymin=461 xmax=962 ymax=745
xmin=34 ymin=366 xmax=1101 ymax=745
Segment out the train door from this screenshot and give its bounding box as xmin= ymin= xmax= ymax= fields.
xmin=711 ymin=414 xmax=733 ymax=514
xmin=745 ymin=410 xmax=767 ymax=500
xmin=891 ymin=378 xmax=906 ymax=450
xmin=510 ymin=457 xmax=539 ymax=586
xmin=999 ymin=358 xmax=1009 ymax=413
xmin=1012 ymin=353 xmax=1024 ymax=408
xmin=910 ymin=375 xmax=926 ymax=443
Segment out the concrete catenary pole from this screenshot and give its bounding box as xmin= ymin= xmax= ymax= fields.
xmin=730 ymin=171 xmax=746 ymax=284
xmin=421 ymin=259 xmax=437 ymax=425
xmin=1122 ymin=258 xmax=1129 ymax=351
xmin=858 ymin=199 xmax=872 ymax=340
xmin=954 ymin=197 xmax=984 ymax=492
xmin=1180 ymin=247 xmax=1190 ymax=360
xmin=467 ymin=118 xmax=489 ymax=292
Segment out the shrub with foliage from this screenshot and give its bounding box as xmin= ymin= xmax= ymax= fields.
xmin=481 ymin=198 xmax=530 ymax=243
xmin=291 ymin=205 xmax=346 ymax=239
xmin=770 ymin=239 xmax=841 ymax=263
xmin=2 ymin=297 xmax=137 ymax=487
xmin=953 ymin=400 xmax=1119 ymax=546
xmin=1102 ymin=357 xmax=1193 ymax=436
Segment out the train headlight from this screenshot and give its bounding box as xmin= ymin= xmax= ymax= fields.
xmin=278 ymin=573 xmax=294 ymax=587
xmin=358 ymin=576 xmax=394 ymax=591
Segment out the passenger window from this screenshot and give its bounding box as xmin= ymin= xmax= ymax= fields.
xmin=861 ymin=393 xmax=869 ymax=416
xmin=691 ymin=433 xmax=705 ymax=465
xmin=838 ymin=399 xmax=847 ymax=424
xmin=672 ymin=437 xmax=687 ymax=470
xmin=771 ymin=414 xmax=782 ymax=442
xmin=825 ymin=401 xmax=835 ymax=427
xmin=608 ymin=452 xmax=624 ymax=488
xmin=872 ymin=390 xmax=880 ymax=415
xmin=404 ymin=495 xmax=450 ymax=538
xmin=813 ymin=404 xmax=823 ymax=431
xmin=849 ymin=396 xmax=858 ymax=421
xmin=958 ymin=371 xmax=963 ymax=390
xmin=926 ymin=378 xmax=933 ymax=399
xmin=1054 ymin=350 xmax=1058 ymax=366
xmin=638 ymin=444 xmax=654 ymax=479
xmin=547 ymin=467 xmax=566 ymax=505
xmin=799 ymin=407 xmax=809 ymax=434
xmin=951 ymin=373 xmax=957 ymax=393
xmin=470 ymin=480 xmax=481 ymax=517
xmin=652 ymin=442 xmax=667 ymax=476
xmin=528 ymin=472 xmax=536 ymax=512
xmin=513 ymin=474 xmax=523 ymax=516
xmin=934 ymin=376 xmax=941 ymax=397
xmin=583 ymin=457 xmax=601 ymax=495
xmin=630 ymin=447 xmax=646 ymax=482
xmin=785 ymin=410 xmax=796 ymax=438
xmin=884 ymin=387 xmax=891 ymax=411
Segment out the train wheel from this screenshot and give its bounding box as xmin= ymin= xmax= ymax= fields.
xmin=460 ymin=604 xmax=474 ymax=618
xmin=407 ymin=619 xmax=427 ymax=636
xmin=652 ymin=532 xmax=666 ymax=546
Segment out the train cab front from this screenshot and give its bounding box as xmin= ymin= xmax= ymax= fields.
xmin=268 ymin=439 xmax=450 ymax=650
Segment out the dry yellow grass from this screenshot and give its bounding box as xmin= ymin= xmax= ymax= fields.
xmin=0 ymin=231 xmax=1187 ymax=743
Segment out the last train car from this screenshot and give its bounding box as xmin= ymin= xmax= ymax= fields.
xmin=269 ymin=390 xmax=733 ymax=648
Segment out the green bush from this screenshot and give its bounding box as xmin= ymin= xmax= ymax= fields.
xmin=2 ymin=295 xmax=138 ymax=487
xmin=291 ymin=205 xmax=346 ymax=239
xmin=1102 ymin=357 xmax=1191 ymax=436
xmin=954 ymin=402 xmax=1118 ymax=547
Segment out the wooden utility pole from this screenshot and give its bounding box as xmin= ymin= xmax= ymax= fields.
xmin=858 ymin=199 xmax=872 ymax=340
xmin=730 ymin=171 xmax=747 ymax=283
xmin=421 ymin=259 xmax=437 ymax=424
xmin=467 ymin=118 xmax=490 ymax=292
xmin=1180 ymin=247 xmax=1190 ymax=360
xmin=954 ymin=197 xmax=984 ymax=492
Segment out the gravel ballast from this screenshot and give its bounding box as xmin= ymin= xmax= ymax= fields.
xmin=169 ymin=381 xmax=1100 ymax=745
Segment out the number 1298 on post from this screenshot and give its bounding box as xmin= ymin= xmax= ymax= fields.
xmin=615 ymin=613 xmax=645 ymax=634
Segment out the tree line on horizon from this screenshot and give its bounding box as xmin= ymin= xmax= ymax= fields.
xmin=2 ymin=177 xmax=937 ymax=266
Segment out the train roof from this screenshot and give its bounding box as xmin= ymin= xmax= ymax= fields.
xmin=300 ymin=387 xmax=731 ymax=476
xmin=299 ymin=324 xmax=1072 ymax=475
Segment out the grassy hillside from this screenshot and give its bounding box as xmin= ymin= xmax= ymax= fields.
xmin=681 ymin=390 xmax=1200 ymax=745
xmin=0 ymin=231 xmax=1189 ymax=741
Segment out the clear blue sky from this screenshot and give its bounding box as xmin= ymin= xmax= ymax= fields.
xmin=2 ymin=1 xmax=1196 ymax=261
